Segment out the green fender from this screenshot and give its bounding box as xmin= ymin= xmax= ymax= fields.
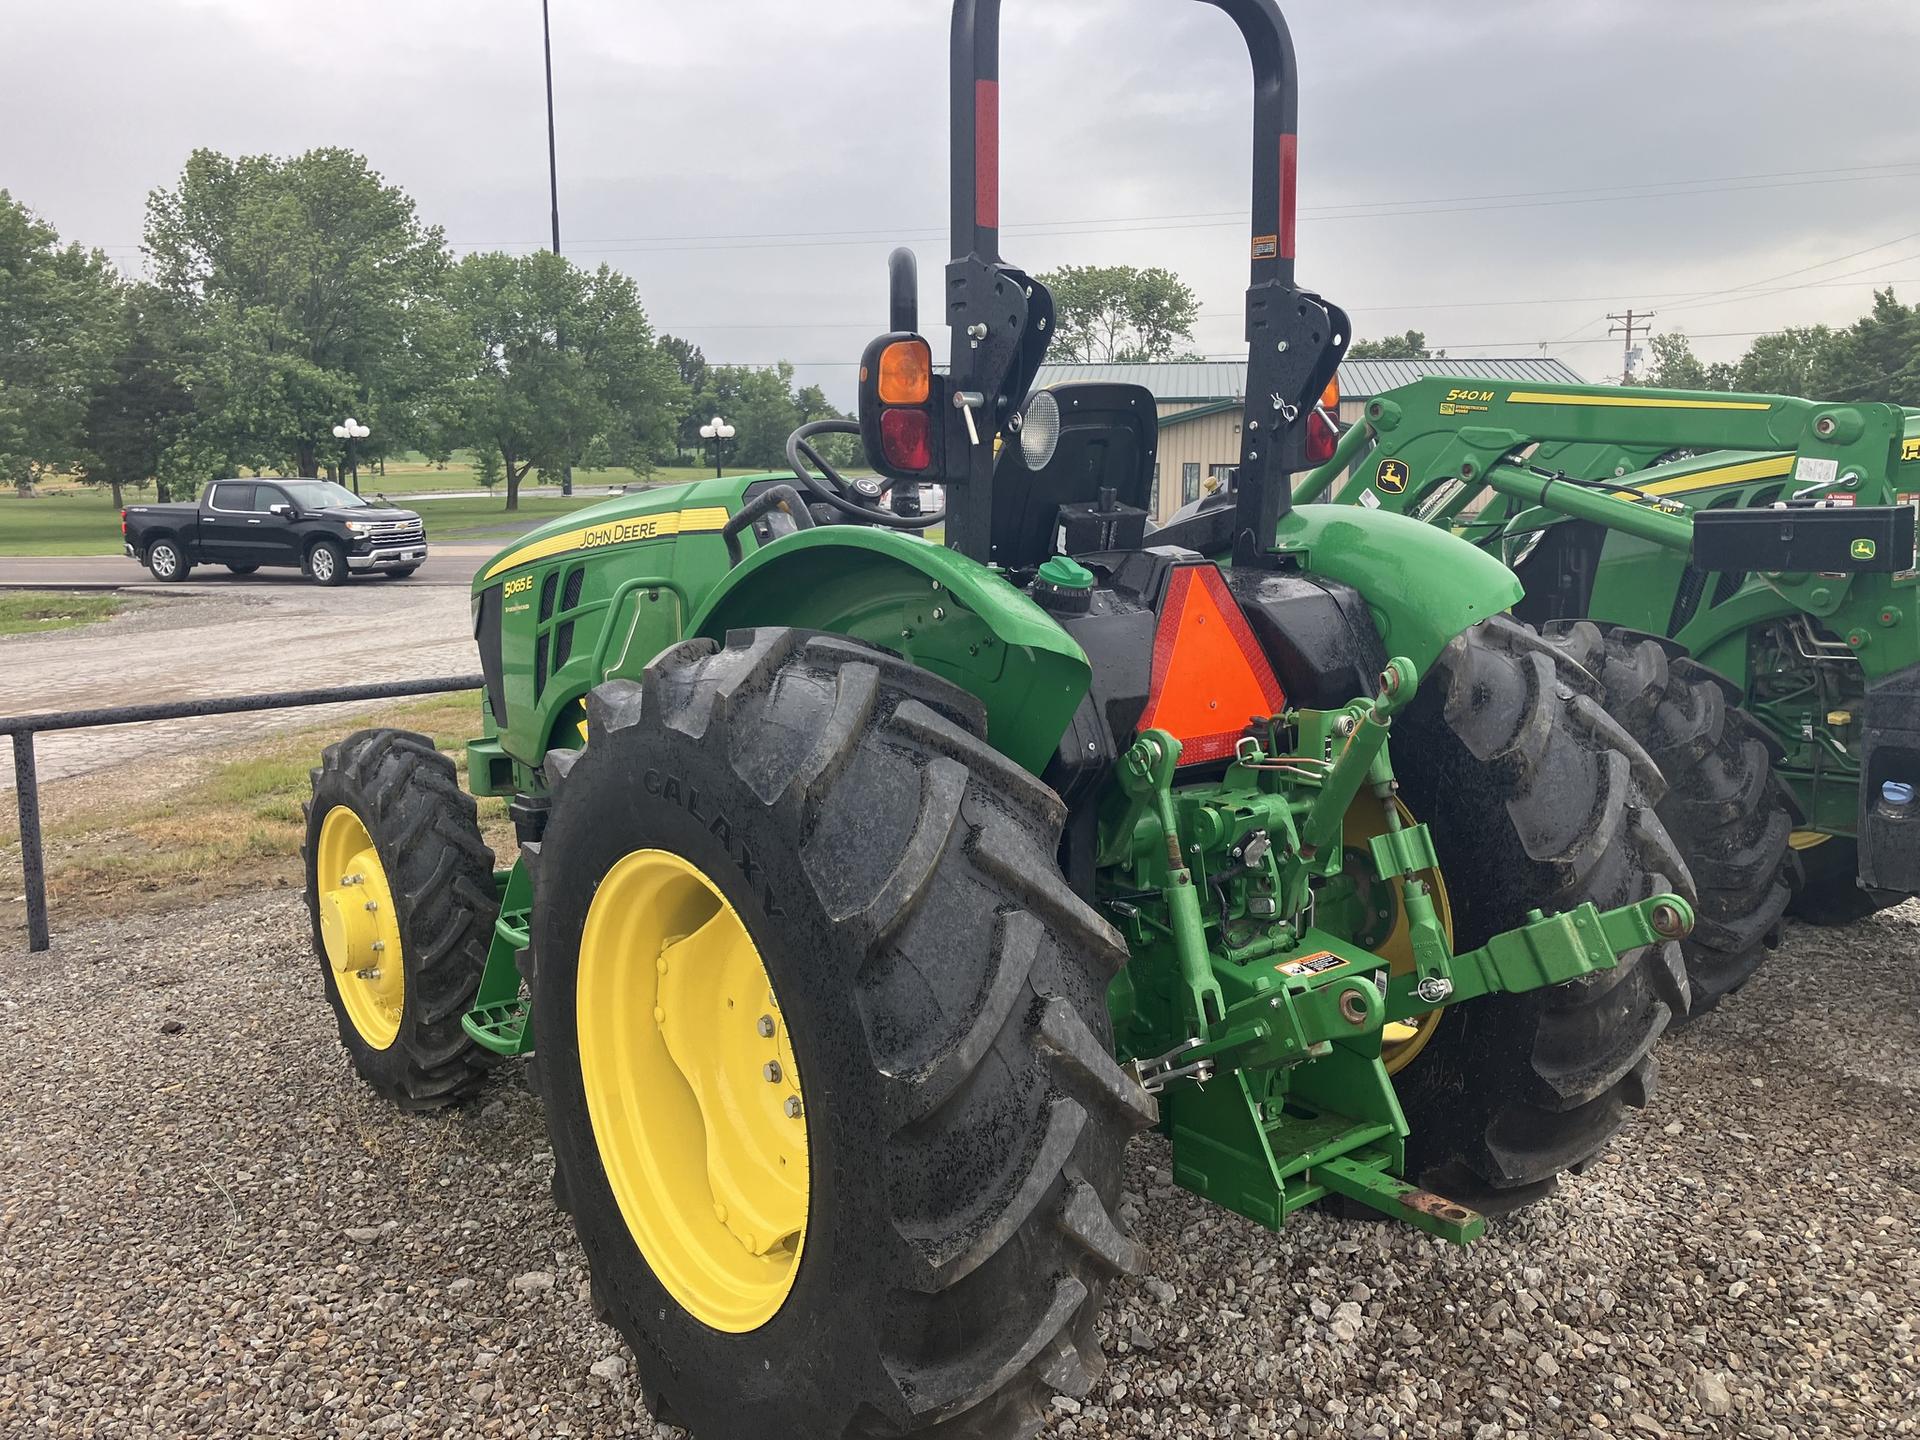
xmin=1275 ymin=506 xmax=1523 ymax=679
xmin=690 ymin=527 xmax=1089 ymax=775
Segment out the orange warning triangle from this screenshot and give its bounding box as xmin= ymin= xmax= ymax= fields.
xmin=1137 ymin=565 xmax=1287 ymax=764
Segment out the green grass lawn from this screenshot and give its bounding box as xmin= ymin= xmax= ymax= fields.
xmin=0 ymin=492 xmax=137 ymax=556
xmin=0 ymin=590 xmax=130 ymax=635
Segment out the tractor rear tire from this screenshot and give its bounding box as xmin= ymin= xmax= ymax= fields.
xmin=1390 ymin=615 xmax=1693 ymax=1213
xmin=527 ymin=629 xmax=1155 ymax=1440
xmin=303 ymin=728 xmax=498 ymax=1109
xmin=1543 ymin=623 xmax=1795 ymax=1019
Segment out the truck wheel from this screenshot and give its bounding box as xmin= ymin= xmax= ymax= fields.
xmin=528 ymin=629 xmax=1154 ymax=1440
xmin=145 ymin=538 xmax=191 ymax=582
xmin=1390 ymin=615 xmax=1692 ymax=1212
xmin=1788 ymin=836 xmax=1902 ymax=926
xmin=1544 ymin=623 xmax=1794 ymax=1018
xmin=307 ymin=540 xmax=348 ymax=586
xmin=226 ymin=564 xmax=258 ymax=575
xmin=303 ymin=728 xmax=498 ymax=1109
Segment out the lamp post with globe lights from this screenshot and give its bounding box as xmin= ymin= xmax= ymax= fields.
xmin=698 ymin=416 xmax=736 ymax=478
xmin=331 ymin=418 xmax=370 ymax=496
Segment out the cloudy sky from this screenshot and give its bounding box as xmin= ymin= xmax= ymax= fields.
xmin=6 ymin=0 xmax=1919 ymax=401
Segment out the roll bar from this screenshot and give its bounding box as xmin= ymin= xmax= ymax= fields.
xmin=951 ymin=0 xmax=1300 ymax=288
xmin=942 ymin=0 xmax=1348 ymax=566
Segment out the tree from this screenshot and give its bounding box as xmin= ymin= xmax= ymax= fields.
xmin=1812 ymin=289 xmax=1920 ymax=405
xmin=447 ymin=250 xmax=685 ymax=510
xmin=1346 ymin=330 xmax=1439 ymax=361
xmin=1733 ymin=324 xmax=1836 ymax=398
xmin=143 ymin=148 xmax=453 ymax=479
xmin=0 ymin=191 xmax=121 ymax=494
xmin=78 ymin=288 xmax=197 ymax=505
xmin=473 ymin=444 xmax=503 ymax=491
xmin=1638 ymin=332 xmax=1734 ymax=392
xmin=1037 ymin=264 xmax=1199 ymax=362
xmin=676 ymin=362 xmax=857 ymax=471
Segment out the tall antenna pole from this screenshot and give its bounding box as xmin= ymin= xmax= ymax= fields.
xmin=542 ymin=0 xmax=561 ymax=255
xmin=1608 ymin=309 xmax=1655 ymax=384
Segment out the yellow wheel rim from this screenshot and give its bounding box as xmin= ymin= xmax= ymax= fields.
xmin=315 ymin=806 xmax=406 ymax=1050
xmin=576 ymin=849 xmax=809 ymax=1333
xmin=1340 ymin=794 xmax=1455 ymax=1076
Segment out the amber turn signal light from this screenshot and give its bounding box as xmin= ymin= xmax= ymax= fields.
xmin=877 ymin=339 xmax=933 ymax=406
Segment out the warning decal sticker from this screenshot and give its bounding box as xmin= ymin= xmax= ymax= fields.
xmin=1277 ymin=951 xmax=1348 ymax=979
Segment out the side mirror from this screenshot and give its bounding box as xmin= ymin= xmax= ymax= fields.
xmin=269 ymin=503 xmax=294 ymax=519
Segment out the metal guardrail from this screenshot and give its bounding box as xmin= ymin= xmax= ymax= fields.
xmin=2 ymin=675 xmax=485 ymax=953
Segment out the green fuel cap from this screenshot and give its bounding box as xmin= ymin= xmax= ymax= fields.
xmin=1036 ymin=555 xmax=1095 ymax=590
xmin=1033 ymin=555 xmax=1096 ymax=615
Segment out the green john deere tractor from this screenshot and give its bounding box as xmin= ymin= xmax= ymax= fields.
xmin=1292 ymin=376 xmax=1918 ymax=1014
xmin=303 ymin=3 xmax=1699 ymax=1435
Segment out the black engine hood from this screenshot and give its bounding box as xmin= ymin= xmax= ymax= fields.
xmin=319 ymin=506 xmax=422 ymax=524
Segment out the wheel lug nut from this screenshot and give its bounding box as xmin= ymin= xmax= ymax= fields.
xmin=355 ymin=967 xmax=381 ymax=981
xmin=364 ymin=900 xmax=378 ymax=912
xmin=784 ymin=1096 xmax=803 ymax=1119
xmin=371 ymin=940 xmax=386 ymax=953
xmin=763 ymin=1061 xmax=782 ymax=1083
xmin=757 ymin=1015 xmax=775 ymax=1038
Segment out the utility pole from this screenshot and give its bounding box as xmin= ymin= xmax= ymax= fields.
xmin=542 ymin=0 xmax=573 ymax=496
xmin=1608 ymin=309 xmax=1655 ymax=385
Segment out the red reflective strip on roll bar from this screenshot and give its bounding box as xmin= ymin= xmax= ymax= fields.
xmin=1279 ymin=134 xmax=1297 ymax=260
xmin=976 ymin=79 xmax=1000 ymax=230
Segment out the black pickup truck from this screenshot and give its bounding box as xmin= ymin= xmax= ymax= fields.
xmin=122 ymin=478 xmax=428 ymax=585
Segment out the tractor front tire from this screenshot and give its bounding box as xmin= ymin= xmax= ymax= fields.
xmin=1391 ymin=616 xmax=1693 ymax=1212
xmin=1544 ymin=623 xmax=1794 ymax=1018
xmin=528 ymin=629 xmax=1155 ymax=1440
xmin=303 ymin=728 xmax=498 ymax=1109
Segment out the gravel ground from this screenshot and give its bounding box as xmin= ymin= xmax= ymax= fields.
xmin=2 ymin=894 xmax=1915 ymax=1439
xmin=0 ymin=584 xmax=474 ymax=788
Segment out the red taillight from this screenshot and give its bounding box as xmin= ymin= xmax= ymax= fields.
xmin=1136 ymin=565 xmax=1287 ymax=765
xmin=120 ymin=509 xmax=128 ymax=535
xmin=880 ymin=408 xmax=932 ymax=472
xmin=1306 ymin=409 xmax=1337 ymax=465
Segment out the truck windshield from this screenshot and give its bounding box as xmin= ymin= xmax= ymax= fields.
xmin=278 ymin=481 xmax=367 ymax=510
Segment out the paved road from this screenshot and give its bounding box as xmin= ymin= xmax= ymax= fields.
xmin=0 ymin=547 xmax=500 ymax=589
xmin=1 ymin=580 xmax=481 ymax=788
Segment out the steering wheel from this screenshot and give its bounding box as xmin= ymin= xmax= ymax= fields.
xmin=784 ymin=419 xmax=945 ymax=530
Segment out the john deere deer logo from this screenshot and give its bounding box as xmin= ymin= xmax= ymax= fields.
xmin=1851 ymin=538 xmax=1878 ymax=561
xmin=1375 ymin=459 xmax=1410 ymax=495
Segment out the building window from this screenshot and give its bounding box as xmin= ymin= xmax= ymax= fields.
xmin=1208 ymin=463 xmax=1235 ymax=496
xmin=1182 ymin=462 xmax=1201 ymax=505
xmin=1150 ymin=463 xmax=1160 ymax=514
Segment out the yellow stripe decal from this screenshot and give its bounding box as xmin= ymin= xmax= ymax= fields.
xmin=482 ymin=506 xmax=732 ymax=582
xmin=1505 ymin=391 xmax=1772 ymax=412
xmin=1611 ymin=454 xmax=1795 ymax=501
